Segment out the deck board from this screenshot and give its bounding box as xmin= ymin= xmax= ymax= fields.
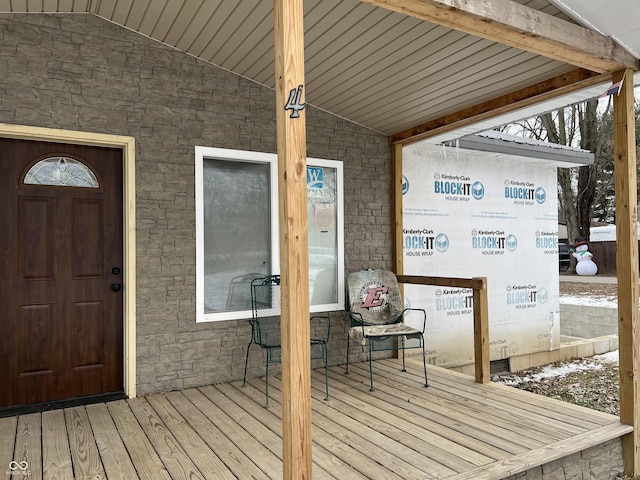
xmin=107 ymin=399 xmax=171 ymax=480
xmin=350 ymin=361 xmax=576 ymax=443
xmin=128 ymin=397 xmax=205 ymax=480
xmin=16 ymin=413 xmax=42 ymax=479
xmin=65 ymin=406 xmax=106 ymax=480
xmin=0 ymin=359 xmax=632 ymax=480
xmin=0 ymin=416 xmax=17 ymax=479
xmin=352 ymin=362 xmax=566 ymax=443
xmin=212 ymin=383 xmax=341 ymax=480
xmin=251 ymin=377 xmax=460 ymax=478
xmin=184 ymin=386 xmax=284 ymax=478
xmin=85 ymin=403 xmax=140 ymax=480
xmin=145 ymin=394 xmax=236 ymax=480
xmin=42 ymin=409 xmax=73 ymax=480
xmin=416 ymin=362 xmax=612 ymax=427
xmin=310 ymin=370 xmax=497 ymax=468
xmin=235 ymin=380 xmax=413 ymax=479
xmin=164 ymin=390 xmax=271 ymax=479
xmin=328 ymin=365 xmax=537 ymax=455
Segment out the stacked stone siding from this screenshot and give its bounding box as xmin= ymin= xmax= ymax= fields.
xmin=504 ymin=438 xmax=624 ymax=480
xmin=0 ymin=13 xmax=392 ymax=395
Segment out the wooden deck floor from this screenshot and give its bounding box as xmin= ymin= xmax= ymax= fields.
xmin=0 ymin=358 xmax=632 ymax=480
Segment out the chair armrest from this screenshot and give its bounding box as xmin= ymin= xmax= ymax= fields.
xmin=402 ymin=308 xmax=427 ymax=333
xmin=347 ymin=311 xmax=368 ymax=336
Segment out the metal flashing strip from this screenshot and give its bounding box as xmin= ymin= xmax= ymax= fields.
xmin=452 ymin=132 xmax=595 ymax=167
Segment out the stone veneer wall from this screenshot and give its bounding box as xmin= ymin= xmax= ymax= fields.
xmin=504 ymin=438 xmax=624 ymax=480
xmin=0 ymin=13 xmax=393 ymax=395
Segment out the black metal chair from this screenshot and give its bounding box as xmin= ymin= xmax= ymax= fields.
xmin=345 ymin=269 xmax=428 ymax=391
xmin=242 ymin=275 xmax=330 ymax=406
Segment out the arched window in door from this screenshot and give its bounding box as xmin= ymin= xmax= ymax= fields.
xmin=24 ymin=156 xmax=99 ymax=188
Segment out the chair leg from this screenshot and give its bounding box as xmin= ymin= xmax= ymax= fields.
xmin=422 ymin=340 xmax=429 ymax=387
xmin=243 ymin=341 xmax=253 ymax=387
xmin=345 ymin=330 xmax=351 ymax=374
xmin=368 ymin=342 xmax=375 ymax=392
xmin=324 ymin=343 xmax=329 ymax=400
xmin=401 ymin=336 xmax=407 ymax=372
xmin=264 ymin=358 xmax=270 ymax=408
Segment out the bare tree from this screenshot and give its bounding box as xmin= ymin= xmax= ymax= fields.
xmin=498 ymin=98 xmax=636 ymax=248
xmin=502 ymin=106 xmax=584 ymax=245
xmin=576 ymin=99 xmax=600 ymax=242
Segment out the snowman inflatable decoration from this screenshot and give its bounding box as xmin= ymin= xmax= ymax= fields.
xmin=572 ymin=238 xmax=598 ymax=276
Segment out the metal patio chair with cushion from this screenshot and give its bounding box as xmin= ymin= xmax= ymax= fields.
xmin=242 ymin=275 xmax=330 ymax=407
xmin=345 ymin=269 xmax=428 ymax=391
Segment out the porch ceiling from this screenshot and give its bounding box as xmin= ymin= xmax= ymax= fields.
xmin=1 ymin=0 xmax=637 ymax=143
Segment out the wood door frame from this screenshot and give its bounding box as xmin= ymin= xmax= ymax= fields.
xmin=0 ymin=123 xmax=137 ymax=399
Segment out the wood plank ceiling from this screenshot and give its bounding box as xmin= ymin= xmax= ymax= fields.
xmin=0 ymin=0 xmax=637 ymax=142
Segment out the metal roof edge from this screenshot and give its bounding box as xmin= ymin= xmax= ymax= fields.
xmin=449 ymin=132 xmax=594 ymax=167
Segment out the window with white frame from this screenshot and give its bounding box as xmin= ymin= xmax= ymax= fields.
xmin=195 ymin=147 xmax=344 ymax=322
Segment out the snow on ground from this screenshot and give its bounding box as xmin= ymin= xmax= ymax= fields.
xmin=560 ymin=295 xmax=617 ymax=307
xmin=492 ymin=287 xmax=622 ymax=417
xmin=498 ymin=284 xmax=621 ymax=386
xmin=497 ymin=350 xmax=619 ymax=386
xmin=594 ymin=350 xmax=619 ymax=363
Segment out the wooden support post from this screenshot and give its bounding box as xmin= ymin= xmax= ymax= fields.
xmin=392 ymin=143 xmax=404 ymax=276
xmin=392 ymin=144 xmax=406 ymax=359
xmin=274 ymin=1 xmax=311 ymax=479
xmin=613 ymin=68 xmax=640 ymax=476
xmin=472 ymin=277 xmax=490 ymax=384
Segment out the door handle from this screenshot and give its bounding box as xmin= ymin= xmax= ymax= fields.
xmin=111 ymin=282 xmax=122 ymax=292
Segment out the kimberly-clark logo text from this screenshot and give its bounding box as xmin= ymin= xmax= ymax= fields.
xmin=404 ymin=229 xmax=449 ymax=256
xmin=471 ymin=230 xmax=518 ymax=255
xmin=435 ymin=288 xmax=473 ymax=316
xmin=536 ymin=231 xmax=559 ymax=255
xmin=434 ymin=173 xmax=484 ymax=201
xmin=504 ymin=179 xmax=546 ymax=205
xmin=506 ymin=284 xmax=547 ymax=309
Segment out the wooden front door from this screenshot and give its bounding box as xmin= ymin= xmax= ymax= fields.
xmin=0 ymin=139 xmax=124 ymax=408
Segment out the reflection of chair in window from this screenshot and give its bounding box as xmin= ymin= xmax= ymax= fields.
xmin=226 ymin=272 xmax=264 ymax=310
xmin=345 ymin=269 xmax=428 ymax=391
xmin=242 ymin=275 xmax=330 ymax=407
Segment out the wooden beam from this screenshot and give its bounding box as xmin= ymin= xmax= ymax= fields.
xmin=389 ymin=69 xmax=607 ymax=145
xmin=613 ymin=68 xmax=640 ymax=476
xmin=361 ymin=0 xmax=639 ymax=73
xmin=274 ymin=1 xmax=312 ymax=479
xmin=397 ymin=275 xmax=485 ymax=290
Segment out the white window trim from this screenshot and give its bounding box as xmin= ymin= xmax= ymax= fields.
xmin=195 ymin=146 xmax=344 ymax=322
xmin=308 ymin=156 xmax=345 ymax=314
